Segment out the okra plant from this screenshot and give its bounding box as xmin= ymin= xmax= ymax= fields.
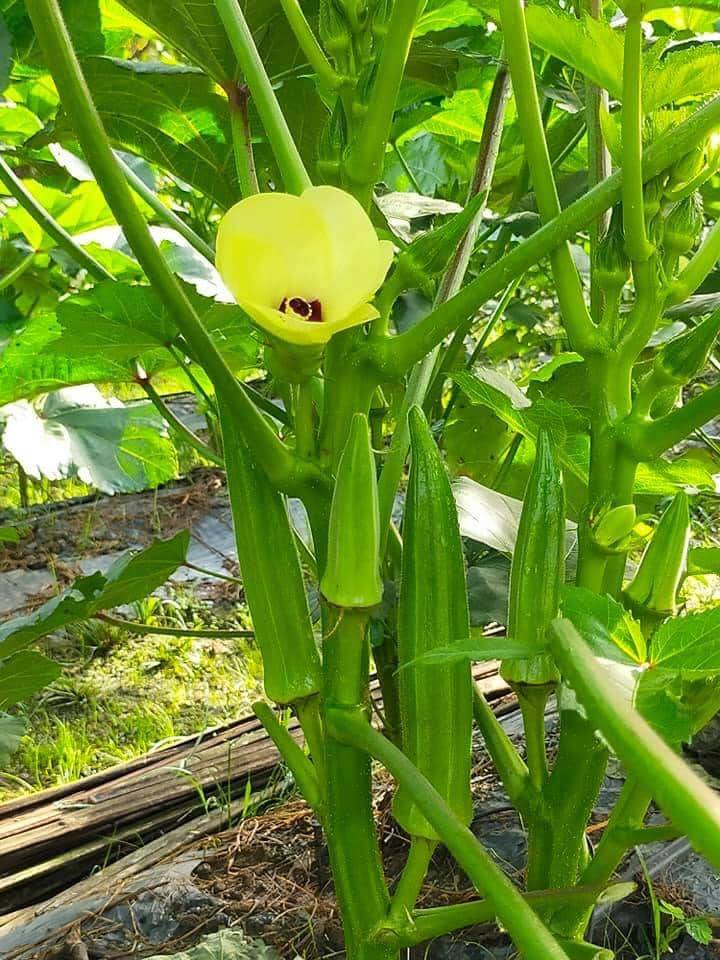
xmin=10 ymin=0 xmax=720 ymax=957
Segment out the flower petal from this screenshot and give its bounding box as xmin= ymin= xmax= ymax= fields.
xmin=216 ymin=192 xmax=331 ymax=308
xmin=300 ymin=187 xmax=393 ymax=319
xmin=242 ymin=300 xmax=379 ymax=346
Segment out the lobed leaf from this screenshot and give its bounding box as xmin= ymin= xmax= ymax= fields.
xmin=0 ymin=530 xmax=190 ymax=656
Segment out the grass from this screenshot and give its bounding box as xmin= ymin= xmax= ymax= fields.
xmin=0 ymin=587 xmax=265 ymax=800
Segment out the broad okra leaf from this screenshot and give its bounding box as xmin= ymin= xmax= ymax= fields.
xmin=0 ymin=714 xmax=24 ymax=764
xmin=0 ymin=649 xmax=60 ymax=708
xmin=48 ymin=58 xmax=236 ymax=209
xmin=560 ymin=586 xmax=720 ymax=747
xmin=525 ymin=6 xmax=720 ymax=110
xmin=0 ymin=530 xmax=189 ymax=657
xmin=1 ymin=385 xmax=178 ymax=495
xmin=0 ymin=281 xmax=259 ymax=407
xmin=453 ymin=370 xmax=717 ymax=496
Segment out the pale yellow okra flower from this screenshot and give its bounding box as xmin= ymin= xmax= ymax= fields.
xmin=216 ymin=185 xmax=394 ymax=346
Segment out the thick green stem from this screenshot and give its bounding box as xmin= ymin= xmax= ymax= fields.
xmin=294 ymin=380 xmax=317 ymax=460
xmin=366 ymin=94 xmax=720 ymax=379
xmin=0 ymin=155 xmax=112 ymax=280
xmin=344 ymin=0 xmax=423 ymax=207
xmin=278 ymin=0 xmax=346 ymax=91
xmin=117 ymin=154 xmax=216 ymax=260
xmin=253 ymin=700 xmax=322 ymax=815
xmin=472 ymin=684 xmax=531 ymax=815
xmin=388 ymin=837 xmax=435 ymax=924
xmin=498 ymin=0 xmax=596 ymax=355
xmin=551 ymin=618 xmax=720 ymax=872
xmin=518 ymin=685 xmax=550 ymax=793
xmin=582 ymin=0 xmax=611 ymax=323
xmin=533 ymin=710 xmax=609 ymax=899
xmin=668 ymin=217 xmax=720 ymax=305
xmin=26 ymin=0 xmax=323 ymax=498
xmin=621 ymin=381 xmax=720 ymax=460
xmin=622 ymin=11 xmax=653 ymax=264
xmin=214 ymin=0 xmax=310 ymax=195
xmin=328 ymin=708 xmax=573 ymax=960
xmin=395 ymin=884 xmax=626 ymax=947
xmin=227 ymin=81 xmax=259 ymax=197
xmin=322 ymin=610 xmax=391 ymax=960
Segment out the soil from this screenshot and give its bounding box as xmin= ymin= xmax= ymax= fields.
xmin=0 ymin=468 xmax=224 ymax=577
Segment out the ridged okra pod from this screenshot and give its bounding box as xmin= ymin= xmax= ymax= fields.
xmin=321 ymin=413 xmax=383 ymax=608
xmin=502 ymin=430 xmax=565 ymax=685
xmin=393 ymin=406 xmax=473 ymax=840
xmin=624 ymin=491 xmax=690 ymax=619
xmin=219 ymin=400 xmax=322 ymax=705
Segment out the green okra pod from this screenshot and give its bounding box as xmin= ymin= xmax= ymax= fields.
xmin=502 ymin=430 xmax=565 ymax=685
xmin=393 ymin=406 xmax=473 ymax=840
xmin=655 ymin=310 xmax=720 ymax=386
xmin=321 ymin=413 xmax=383 ymax=608
xmin=219 ymin=400 xmax=322 ymax=704
xmin=624 ymin=491 xmax=690 ymax=618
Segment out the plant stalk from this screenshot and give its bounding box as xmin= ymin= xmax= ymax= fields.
xmin=214 ymin=0 xmax=310 ymax=194
xmin=328 ymin=709 xmax=574 ymax=960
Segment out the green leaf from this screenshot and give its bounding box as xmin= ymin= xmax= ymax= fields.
xmin=558 ymin=602 xmax=720 ymax=747
xmin=402 ymin=634 xmax=534 ymax=668
xmin=415 ymin=0 xmax=485 ymax=35
xmin=1 ymin=0 xmax=105 ymax=66
xmin=114 ymin=0 xmax=235 ymax=83
xmin=0 ymin=102 xmax=41 ymax=144
xmin=645 ymin=46 xmax=720 ymax=112
xmin=114 ymin=0 xmax=306 ymax=86
xmin=651 ymin=607 xmax=720 ymax=676
xmin=685 ymin=917 xmax=712 ymax=945
xmin=635 ymin=667 xmax=720 ymax=748
xmin=0 ymin=283 xmax=259 ymax=405
xmin=51 ymin=58 xmax=237 ymax=209
xmin=525 ymin=7 xmax=720 ymax=112
xmin=0 ymin=313 xmax=148 ymax=406
xmin=2 ymin=386 xmax=178 ymax=494
xmin=525 ymin=7 xmax=624 ymax=100
xmin=1 ymin=179 xmax=118 ymax=251
xmin=0 ymin=14 xmax=10 ymax=96
xmin=687 ymin=546 xmax=720 ymax=576
xmin=0 ymin=650 xmax=61 ymax=708
xmin=560 ymin=586 xmax=646 ymax=664
xmin=454 ymin=475 xmax=578 ymax=561
xmin=0 ymin=530 xmax=190 ymax=656
xmin=454 ymin=371 xmax=716 ymax=497
xmin=0 ymin=713 xmax=24 ymax=765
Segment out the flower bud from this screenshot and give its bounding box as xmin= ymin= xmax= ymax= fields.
xmin=624 ymin=492 xmax=690 ymax=617
xmin=595 ymin=207 xmax=630 ymax=294
xmin=669 ymin=146 xmax=705 ymax=191
xmin=664 ymin=193 xmax=703 ymax=259
xmin=654 ymin=310 xmax=720 ymax=386
xmin=593 ymin=503 xmax=637 ymax=551
xmin=321 ymin=413 xmax=383 ymax=608
xmin=643 ymin=176 xmax=665 ymax=225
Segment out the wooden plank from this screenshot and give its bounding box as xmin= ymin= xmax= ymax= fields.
xmin=0 ymin=664 xmax=510 ymax=912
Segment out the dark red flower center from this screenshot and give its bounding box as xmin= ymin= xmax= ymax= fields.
xmin=279 ymin=296 xmax=323 ymax=322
